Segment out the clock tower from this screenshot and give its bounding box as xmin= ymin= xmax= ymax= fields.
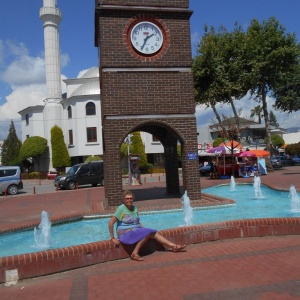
xmin=95 ymin=0 xmax=201 ymax=207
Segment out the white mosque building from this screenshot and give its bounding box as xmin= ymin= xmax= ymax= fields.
xmin=18 ymin=0 xmax=164 ymax=171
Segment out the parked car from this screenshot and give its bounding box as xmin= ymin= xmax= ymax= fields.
xmin=54 ymin=161 xmax=104 ymax=190
xmin=292 ymin=157 xmax=300 ymax=165
xmin=270 ymin=157 xmax=283 ymax=169
xmin=199 ymin=164 xmax=212 ymax=176
xmin=0 ymin=166 xmax=23 ymax=195
xmin=272 ymin=156 xmax=295 ymax=167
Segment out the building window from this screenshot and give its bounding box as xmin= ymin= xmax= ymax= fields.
xmin=67 ymin=106 xmax=72 ymax=119
xmin=68 ymin=130 xmax=73 ymax=145
xmin=26 ymin=135 xmax=29 ymax=139
xmin=87 ymin=127 xmax=97 ymax=142
xmin=25 ymin=114 xmax=29 ymax=125
xmin=86 ymin=102 xmax=96 ymax=116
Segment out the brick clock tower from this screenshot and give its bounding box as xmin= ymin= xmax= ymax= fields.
xmin=95 ymin=0 xmax=201 ymax=207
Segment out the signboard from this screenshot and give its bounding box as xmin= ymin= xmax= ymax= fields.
xmin=187 ymin=152 xmax=198 ymax=160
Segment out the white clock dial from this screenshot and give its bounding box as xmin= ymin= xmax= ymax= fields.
xmin=130 ymin=21 xmax=163 ymax=55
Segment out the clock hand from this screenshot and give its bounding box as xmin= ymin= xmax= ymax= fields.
xmin=140 ymin=34 xmax=155 ymax=51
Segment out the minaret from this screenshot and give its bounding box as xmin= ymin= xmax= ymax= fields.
xmin=40 ymin=0 xmax=63 ymax=170
xmin=40 ymin=0 xmax=62 ymax=102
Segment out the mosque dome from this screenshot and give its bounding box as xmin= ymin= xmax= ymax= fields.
xmin=80 ymin=67 xmax=99 ymax=79
xmin=70 ymin=80 xmax=100 ymax=97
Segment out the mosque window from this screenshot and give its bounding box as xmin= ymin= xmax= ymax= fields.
xmin=86 ymin=102 xmax=96 ymax=116
xmin=25 ymin=114 xmax=29 ymax=125
xmin=67 ymin=106 xmax=72 ymax=119
xmin=87 ymin=127 xmax=97 ymax=142
xmin=69 ymin=130 xmax=73 ymax=145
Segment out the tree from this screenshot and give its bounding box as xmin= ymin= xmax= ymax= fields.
xmin=246 ymin=17 xmax=300 ymax=150
xmin=271 ymin=134 xmax=285 ymax=154
xmin=285 ymin=143 xmax=300 ymax=156
xmin=1 ymin=120 xmax=22 ymax=166
xmin=250 ymin=105 xmax=263 ymax=124
xmin=269 ymin=111 xmax=279 ymax=128
xmin=50 ymin=125 xmax=71 ymax=170
xmin=120 ymin=132 xmax=147 ymax=170
xmin=193 ymin=24 xmax=249 ymax=140
xmin=273 ymin=61 xmax=300 ymax=112
xmin=131 ymin=132 xmax=147 ymax=169
xmin=19 ymin=136 xmax=48 ymax=171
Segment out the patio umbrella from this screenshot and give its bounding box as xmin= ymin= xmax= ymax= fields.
xmin=237 ymin=151 xmax=256 ymax=157
xmin=247 ymin=149 xmax=270 ymax=157
xmin=206 ymin=145 xmax=227 ymax=154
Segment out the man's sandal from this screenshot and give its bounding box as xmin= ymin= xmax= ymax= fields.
xmin=130 ymin=254 xmax=144 ymax=261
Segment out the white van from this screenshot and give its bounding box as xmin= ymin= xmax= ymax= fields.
xmin=0 ymin=166 xmax=23 ymax=195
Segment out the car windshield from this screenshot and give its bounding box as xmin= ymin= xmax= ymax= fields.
xmin=66 ymin=165 xmax=80 ymax=175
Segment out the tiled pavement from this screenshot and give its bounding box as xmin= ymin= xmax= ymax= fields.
xmin=1 ymin=166 xmax=300 ymax=299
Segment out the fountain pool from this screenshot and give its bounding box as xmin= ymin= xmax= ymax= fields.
xmin=0 ymin=183 xmax=300 ymax=258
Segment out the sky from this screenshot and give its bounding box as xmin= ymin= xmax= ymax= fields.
xmin=1 ymin=0 xmax=300 ymax=140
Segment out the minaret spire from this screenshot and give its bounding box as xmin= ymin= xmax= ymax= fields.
xmin=40 ymin=0 xmax=62 ymax=103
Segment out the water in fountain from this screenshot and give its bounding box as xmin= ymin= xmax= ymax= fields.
xmin=230 ymin=176 xmax=236 ymax=191
xmin=289 ymin=185 xmax=300 ymax=212
xmin=34 ymin=211 xmax=52 ymax=249
xmin=253 ymin=176 xmax=263 ymax=199
xmin=181 ymin=191 xmax=193 ymax=226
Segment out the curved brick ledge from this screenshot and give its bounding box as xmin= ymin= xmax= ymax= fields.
xmin=1 ymin=217 xmax=300 ymax=283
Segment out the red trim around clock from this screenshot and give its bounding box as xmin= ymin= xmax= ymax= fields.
xmin=123 ymin=15 xmax=170 ymax=61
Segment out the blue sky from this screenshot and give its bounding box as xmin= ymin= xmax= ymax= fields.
xmin=1 ymin=0 xmax=300 ymax=140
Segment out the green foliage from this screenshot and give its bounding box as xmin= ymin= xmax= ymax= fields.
xmin=269 ymin=111 xmax=279 ymax=128
xmin=271 ymin=134 xmax=284 ymax=148
xmin=85 ymin=155 xmax=103 ymax=162
xmin=246 ymin=17 xmax=300 ymax=149
xmin=273 ymin=64 xmax=300 ymax=112
xmin=1 ymin=120 xmax=22 ymax=166
xmin=285 ymin=143 xmax=300 ymax=156
xmin=19 ymin=136 xmax=48 ymax=170
xmin=177 ymin=145 xmax=182 ymax=167
xmin=121 ymin=132 xmax=147 ymax=168
xmin=148 ymin=167 xmax=165 ymax=174
xmin=213 ymin=137 xmax=225 ymax=147
xmin=131 ymin=132 xmax=147 ymax=168
xmin=50 ymin=126 xmax=71 ymax=169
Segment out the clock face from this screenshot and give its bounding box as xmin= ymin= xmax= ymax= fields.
xmin=130 ymin=21 xmax=164 ymax=55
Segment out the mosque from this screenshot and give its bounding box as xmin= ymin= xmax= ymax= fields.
xmin=18 ymin=0 xmax=163 ymax=171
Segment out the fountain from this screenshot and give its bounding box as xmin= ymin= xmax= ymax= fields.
xmin=253 ymin=176 xmax=263 ymax=199
xmin=34 ymin=210 xmax=52 ymax=249
xmin=289 ymin=185 xmax=300 ymax=212
xmin=181 ymin=190 xmax=193 ymax=226
xmin=230 ymin=176 xmax=236 ymax=191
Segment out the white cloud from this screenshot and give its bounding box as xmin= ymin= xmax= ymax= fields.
xmin=0 ymin=40 xmax=70 ymax=140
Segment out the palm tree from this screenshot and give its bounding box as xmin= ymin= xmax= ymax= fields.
xmin=250 ymin=105 xmax=263 ymax=124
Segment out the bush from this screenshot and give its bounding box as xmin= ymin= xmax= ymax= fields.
xmin=22 ymin=172 xmax=48 ymax=179
xmin=148 ymin=167 xmax=165 ymax=174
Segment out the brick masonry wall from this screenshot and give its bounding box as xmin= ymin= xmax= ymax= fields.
xmin=101 ymin=71 xmax=195 ymax=116
xmin=96 ymin=0 xmax=189 ymax=8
